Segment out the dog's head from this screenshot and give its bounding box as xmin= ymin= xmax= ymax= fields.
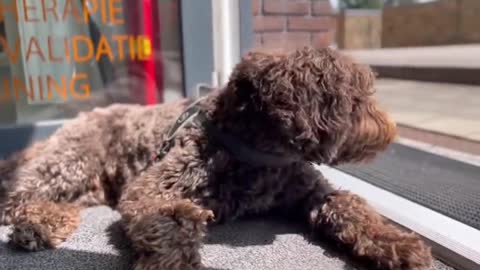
xmin=224 ymin=47 xmax=396 ymax=165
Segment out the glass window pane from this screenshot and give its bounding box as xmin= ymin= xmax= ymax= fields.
xmin=0 ymin=0 xmax=184 ymax=125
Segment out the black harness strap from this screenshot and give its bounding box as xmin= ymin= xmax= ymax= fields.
xmin=153 ymin=98 xmax=302 ymax=168
xmin=153 ymin=98 xmax=205 ymax=161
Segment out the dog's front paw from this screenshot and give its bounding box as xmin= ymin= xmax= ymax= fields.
xmin=7 ymin=202 xmax=81 ymax=251
xmin=371 ymin=232 xmax=432 ymax=270
xmin=170 ymin=200 xmax=215 ymax=225
xmin=9 ymin=222 xmax=52 ymax=251
xmin=347 ymin=226 xmax=433 ymax=270
xmin=312 ymin=191 xmax=433 ymax=269
xmin=127 ymin=200 xmax=213 ymax=253
xmin=127 ymin=204 xmax=208 ymax=269
xmin=135 ymin=252 xmax=205 ymax=270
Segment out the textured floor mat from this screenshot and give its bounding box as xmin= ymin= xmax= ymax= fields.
xmin=0 ymin=206 xmax=454 ymax=270
xmin=337 ymin=143 xmax=480 ymax=230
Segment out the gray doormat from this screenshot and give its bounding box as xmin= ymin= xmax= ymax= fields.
xmin=0 ymin=206 xmax=453 ymax=270
xmin=337 ymin=143 xmax=480 ymax=230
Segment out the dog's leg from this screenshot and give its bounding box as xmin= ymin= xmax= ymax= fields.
xmin=119 ymin=199 xmax=213 ymax=270
xmin=285 ymin=165 xmax=433 ymax=270
xmin=4 ymin=181 xmax=103 ymax=251
xmin=0 ymin=141 xmax=48 ymax=204
xmin=4 ymin=180 xmax=97 ymax=251
xmin=1 ymin=150 xmax=106 ymax=251
xmin=118 ymin=181 xmax=213 ymax=270
xmin=310 ymin=190 xmax=432 ymax=269
xmin=8 ymin=201 xmax=82 ymax=251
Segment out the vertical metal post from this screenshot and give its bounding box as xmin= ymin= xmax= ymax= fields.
xmin=180 ymin=0 xmax=214 ymax=98
xmin=211 ymin=0 xmax=241 ymax=87
xmin=239 ymin=0 xmax=254 ymax=56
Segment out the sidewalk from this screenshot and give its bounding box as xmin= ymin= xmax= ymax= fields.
xmin=375 ymin=79 xmax=480 ymax=142
xmin=344 ymin=45 xmax=480 ymax=68
xmin=340 ymin=45 xmax=480 ymax=154
xmin=343 ymin=46 xmax=480 ymax=85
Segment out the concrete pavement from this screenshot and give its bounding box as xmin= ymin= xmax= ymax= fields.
xmin=374 ymin=79 xmax=480 ymax=142
xmin=344 ymin=45 xmax=480 ymax=68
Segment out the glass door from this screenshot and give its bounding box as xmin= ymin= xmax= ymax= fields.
xmin=0 ymin=0 xmax=186 ymax=126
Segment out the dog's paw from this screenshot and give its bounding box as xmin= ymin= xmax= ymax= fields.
xmin=312 ymin=191 xmax=433 ymax=269
xmin=9 ymin=222 xmax=53 ymax=251
xmin=171 ymin=200 xmax=214 ymax=225
xmin=134 ymin=252 xmax=205 ymax=270
xmin=153 ymin=199 xmax=214 ymax=225
xmin=8 ymin=202 xmax=80 ymax=251
xmin=365 ymin=231 xmax=433 ymax=270
xmin=126 ymin=200 xmax=214 ymax=254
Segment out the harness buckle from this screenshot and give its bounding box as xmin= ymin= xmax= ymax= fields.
xmin=153 ymin=140 xmax=175 ymax=161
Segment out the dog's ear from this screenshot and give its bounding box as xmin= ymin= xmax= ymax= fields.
xmin=225 ymin=50 xmax=286 ymax=111
xmin=224 ymin=47 xmax=354 ymax=161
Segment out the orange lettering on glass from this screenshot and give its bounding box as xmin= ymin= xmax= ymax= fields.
xmin=0 ymin=36 xmax=21 ymax=63
xmin=13 ymin=77 xmax=34 ymax=101
xmin=41 ymin=0 xmax=59 ymax=21
xmin=0 ymin=0 xmax=147 ymax=104
xmin=47 ymin=75 xmax=68 ymax=100
xmin=63 ymin=0 xmax=82 ymax=23
xmin=95 ymin=36 xmax=114 ymax=61
xmin=23 ymin=0 xmax=40 ymax=22
xmin=0 ymin=75 xmax=91 ymax=102
xmin=72 ymin=35 xmax=94 ymax=62
xmin=47 ymin=37 xmax=63 ymax=63
xmin=0 ymin=1 xmax=19 ymax=22
xmin=26 ymin=37 xmax=46 ymax=62
xmin=112 ymin=35 xmax=129 ymax=61
xmin=0 ymin=0 xmax=123 ymax=23
xmin=108 ymin=0 xmax=124 ymax=24
xmin=70 ymin=73 xmax=91 ymax=100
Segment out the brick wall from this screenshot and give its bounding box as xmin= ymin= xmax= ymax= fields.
xmin=456 ymin=0 xmax=480 ymax=43
xmin=382 ymin=0 xmax=458 ymax=47
xmin=381 ymin=0 xmax=480 ymax=47
xmin=338 ymin=10 xmax=382 ymax=49
xmin=252 ymin=0 xmax=336 ymax=50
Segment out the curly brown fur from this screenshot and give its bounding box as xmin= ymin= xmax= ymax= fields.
xmin=9 ymin=202 xmax=81 ymax=251
xmin=311 ymin=191 xmax=432 ymax=269
xmin=0 ymin=47 xmax=431 ymax=270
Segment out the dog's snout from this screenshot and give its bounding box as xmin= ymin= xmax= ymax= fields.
xmin=331 ymin=101 xmax=397 ymax=165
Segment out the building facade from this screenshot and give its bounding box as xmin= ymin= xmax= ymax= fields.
xmin=253 ymin=0 xmax=336 ymax=49
xmin=0 ymin=0 xmax=335 ymax=157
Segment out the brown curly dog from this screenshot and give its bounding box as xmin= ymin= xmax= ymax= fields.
xmin=0 ymin=47 xmax=432 ymax=270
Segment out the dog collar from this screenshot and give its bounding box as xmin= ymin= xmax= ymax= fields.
xmin=197 ymin=111 xmax=302 ymax=168
xmin=153 ymin=97 xmax=205 ymax=161
xmin=153 ymin=99 xmax=302 ymax=168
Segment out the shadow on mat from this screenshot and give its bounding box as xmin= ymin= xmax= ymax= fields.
xmin=105 ymin=215 xmax=366 ymax=270
xmin=0 ymin=245 xmax=133 ymax=270
xmin=1 ymin=241 xmax=224 ymax=270
xmin=1 ymin=215 xmax=365 ymax=270
xmin=206 ymin=216 xmax=366 ymax=270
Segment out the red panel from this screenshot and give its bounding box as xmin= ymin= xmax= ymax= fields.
xmin=142 ymin=0 xmax=156 ymax=104
xmin=123 ymin=0 xmax=164 ymax=104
